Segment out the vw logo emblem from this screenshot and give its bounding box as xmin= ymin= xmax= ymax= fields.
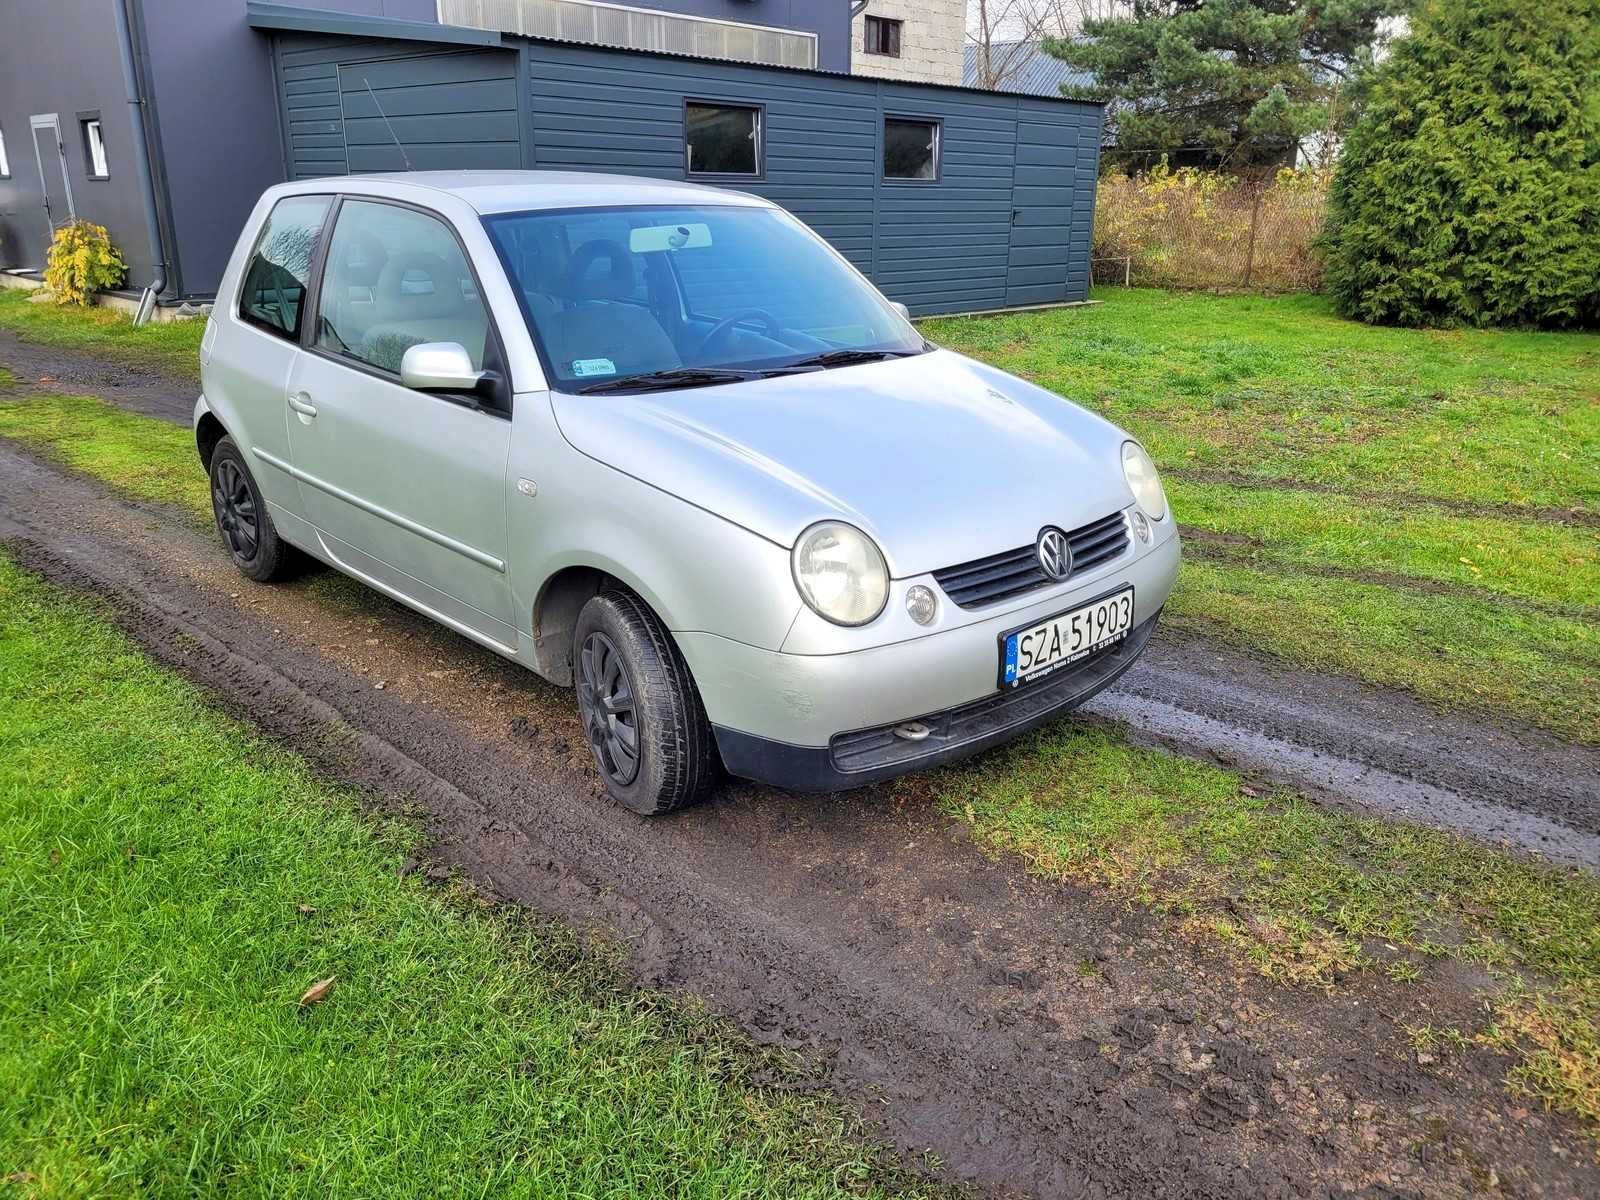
xmin=1036 ymin=527 xmax=1072 ymax=581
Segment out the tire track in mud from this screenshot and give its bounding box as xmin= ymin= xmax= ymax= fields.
xmin=1168 ymin=465 xmax=1600 ymax=531
xmin=4 ymin=442 xmax=1599 ymax=1199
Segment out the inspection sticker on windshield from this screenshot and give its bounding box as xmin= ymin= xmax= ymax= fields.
xmin=571 ymin=358 xmax=616 ymax=378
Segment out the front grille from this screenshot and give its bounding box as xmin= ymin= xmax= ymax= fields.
xmin=931 ymin=511 xmax=1131 ymax=609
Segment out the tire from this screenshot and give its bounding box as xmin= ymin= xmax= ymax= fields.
xmin=208 ymin=437 xmax=298 ymax=583
xmin=572 ymin=589 xmax=718 ymax=816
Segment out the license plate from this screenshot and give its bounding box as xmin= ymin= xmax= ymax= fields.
xmin=999 ymin=587 xmax=1135 ymax=689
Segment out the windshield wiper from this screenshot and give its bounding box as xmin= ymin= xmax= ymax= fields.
xmin=775 ymin=347 xmax=924 ymax=372
xmin=576 ymin=367 xmax=758 ymax=395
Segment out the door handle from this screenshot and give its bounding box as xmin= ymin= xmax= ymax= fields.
xmin=288 ymin=392 xmax=318 ymax=418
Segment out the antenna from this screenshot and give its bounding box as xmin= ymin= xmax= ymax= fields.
xmin=363 ymin=78 xmax=412 ymax=171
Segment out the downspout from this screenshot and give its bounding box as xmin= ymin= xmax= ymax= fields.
xmin=113 ymin=0 xmax=169 ymax=323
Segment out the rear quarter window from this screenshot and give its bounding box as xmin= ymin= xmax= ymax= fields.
xmin=237 ymin=195 xmax=333 ymax=342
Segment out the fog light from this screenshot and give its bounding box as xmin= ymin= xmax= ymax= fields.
xmin=906 ymin=584 xmax=937 ymax=625
xmin=1131 ymin=511 xmax=1152 ymax=544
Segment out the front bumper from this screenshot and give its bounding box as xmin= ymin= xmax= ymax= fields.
xmin=675 ymin=524 xmax=1179 ymax=791
xmin=714 ymin=611 xmax=1159 ymax=791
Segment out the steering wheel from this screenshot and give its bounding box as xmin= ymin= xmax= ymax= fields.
xmin=694 ymin=308 xmax=782 ymax=357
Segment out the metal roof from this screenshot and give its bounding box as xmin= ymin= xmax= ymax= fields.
xmin=246 ymin=1 xmax=505 ymax=47
xmin=962 ymin=40 xmax=1095 ymax=98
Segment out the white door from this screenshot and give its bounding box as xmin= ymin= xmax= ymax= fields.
xmin=28 ymin=115 xmax=75 ymax=238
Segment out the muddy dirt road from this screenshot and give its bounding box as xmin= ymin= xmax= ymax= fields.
xmin=3 ymin=344 xmax=1599 ymax=1197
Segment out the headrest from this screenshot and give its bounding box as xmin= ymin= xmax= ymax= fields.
xmin=561 ymin=239 xmax=637 ymax=302
xmin=374 ymin=252 xmax=465 ymax=320
xmin=333 ymin=228 xmax=388 ymax=287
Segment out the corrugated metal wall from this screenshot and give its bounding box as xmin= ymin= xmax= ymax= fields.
xmin=273 ymin=32 xmax=1102 ymax=315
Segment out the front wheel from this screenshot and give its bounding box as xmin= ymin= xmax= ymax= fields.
xmin=572 ymin=589 xmax=718 ymax=816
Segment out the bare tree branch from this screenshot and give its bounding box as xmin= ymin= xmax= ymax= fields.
xmin=965 ymin=1 xmax=1130 ymax=90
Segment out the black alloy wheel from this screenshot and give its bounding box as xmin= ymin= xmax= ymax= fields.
xmin=207 ymin=436 xmax=299 ymax=583
xmin=576 ymin=630 xmax=641 ymax=787
xmin=212 ymin=457 xmax=259 ymax=562
xmin=570 ymin=589 xmax=718 ymax=815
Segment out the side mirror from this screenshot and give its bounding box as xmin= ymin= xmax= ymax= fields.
xmin=890 ymin=301 xmax=912 ymax=321
xmin=400 ymin=342 xmax=483 ymax=392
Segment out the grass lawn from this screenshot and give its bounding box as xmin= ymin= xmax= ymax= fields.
xmin=0 ymin=556 xmax=943 ymax=1198
xmin=0 ymin=289 xmax=203 ymax=385
xmin=0 ymin=390 xmax=208 ymax=524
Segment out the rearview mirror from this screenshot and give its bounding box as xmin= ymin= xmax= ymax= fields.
xmin=890 ymin=301 xmax=912 ymax=321
xmin=400 ymin=342 xmax=483 ymax=392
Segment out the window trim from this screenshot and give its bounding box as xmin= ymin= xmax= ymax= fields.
xmin=302 ymin=193 xmax=513 ymax=419
xmin=682 ymin=98 xmax=765 ymax=181
xmin=0 ymin=127 xmax=11 ymax=179
xmin=77 ymin=110 xmax=108 ymax=180
xmin=234 ymin=192 xmax=335 ymax=344
xmin=882 ymin=115 xmax=942 ymax=185
xmin=863 ymin=15 xmax=903 ymax=58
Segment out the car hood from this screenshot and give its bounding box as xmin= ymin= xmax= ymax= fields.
xmin=549 ymin=349 xmax=1136 ymax=578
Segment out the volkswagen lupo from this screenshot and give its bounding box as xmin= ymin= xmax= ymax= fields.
xmin=197 ymin=173 xmax=1178 ymax=814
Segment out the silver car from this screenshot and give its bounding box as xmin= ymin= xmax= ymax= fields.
xmin=197 ymin=172 xmax=1178 ymax=814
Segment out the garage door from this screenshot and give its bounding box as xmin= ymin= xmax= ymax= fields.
xmin=278 ymin=42 xmax=521 ymax=178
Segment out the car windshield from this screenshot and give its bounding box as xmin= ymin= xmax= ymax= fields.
xmin=482 ymin=204 xmax=926 ymax=392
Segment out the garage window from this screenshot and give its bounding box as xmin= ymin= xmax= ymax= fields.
xmin=884 ymin=118 xmax=939 ymax=182
xmin=685 ymin=101 xmax=761 ymax=177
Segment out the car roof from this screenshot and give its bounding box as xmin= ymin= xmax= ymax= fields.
xmin=271 ymin=170 xmax=775 ymax=215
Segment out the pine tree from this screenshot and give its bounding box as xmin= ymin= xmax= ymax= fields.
xmin=1052 ymin=1 xmax=1401 ymax=170
xmin=1322 ymin=0 xmax=1600 ymax=327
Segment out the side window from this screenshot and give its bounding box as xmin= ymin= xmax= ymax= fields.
xmin=237 ymin=195 xmax=332 ymax=342
xmin=864 ymin=16 xmax=902 ymax=58
xmin=315 ymin=200 xmax=490 ymax=375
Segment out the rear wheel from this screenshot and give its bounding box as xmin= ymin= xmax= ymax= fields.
xmin=572 ymin=589 xmax=717 ymax=816
xmin=209 ymin=437 xmax=298 ymax=582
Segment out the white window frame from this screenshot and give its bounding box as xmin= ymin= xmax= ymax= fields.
xmin=83 ymin=118 xmax=109 ymax=179
xmin=0 ymin=128 xmax=10 ymax=178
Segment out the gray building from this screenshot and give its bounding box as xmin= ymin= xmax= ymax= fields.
xmin=0 ymin=1 xmax=1104 ymax=316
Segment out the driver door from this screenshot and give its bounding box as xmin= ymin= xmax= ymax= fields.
xmin=286 ymin=196 xmax=517 ymax=650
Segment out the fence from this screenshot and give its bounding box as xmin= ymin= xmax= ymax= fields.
xmin=1091 ymin=164 xmax=1331 ymax=293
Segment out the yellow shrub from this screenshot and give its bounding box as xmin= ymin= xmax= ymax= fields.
xmin=43 ymin=221 xmax=127 ymax=306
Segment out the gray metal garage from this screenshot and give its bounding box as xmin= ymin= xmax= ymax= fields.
xmin=265 ymin=20 xmax=1104 ymax=316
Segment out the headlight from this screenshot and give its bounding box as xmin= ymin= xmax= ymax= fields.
xmin=1121 ymin=441 xmax=1167 ymax=522
xmin=792 ymin=521 xmax=889 ymax=626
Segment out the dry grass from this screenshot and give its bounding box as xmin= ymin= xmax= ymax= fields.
xmin=1093 ymin=165 xmax=1329 ymax=293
